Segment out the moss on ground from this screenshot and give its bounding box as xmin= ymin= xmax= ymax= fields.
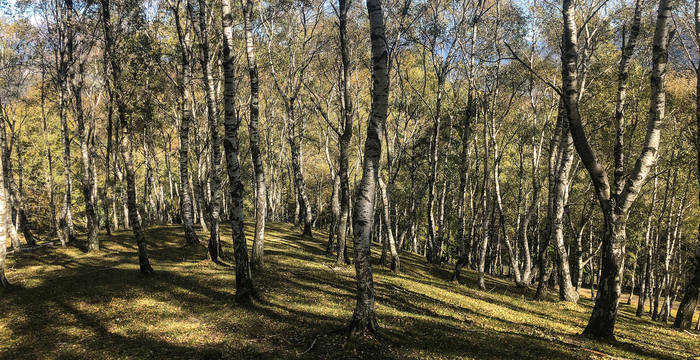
xmin=0 ymin=223 xmax=698 ymax=359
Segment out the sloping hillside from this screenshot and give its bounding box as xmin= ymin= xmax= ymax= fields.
xmin=0 ymin=223 xmax=697 ymax=359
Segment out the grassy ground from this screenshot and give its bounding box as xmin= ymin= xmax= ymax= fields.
xmin=1 ymin=223 xmax=698 ymax=359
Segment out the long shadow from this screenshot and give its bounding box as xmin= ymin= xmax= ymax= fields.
xmin=3 ymin=223 xmax=696 ymax=360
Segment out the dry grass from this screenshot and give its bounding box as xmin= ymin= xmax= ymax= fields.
xmin=0 ymin=223 xmax=698 ymax=359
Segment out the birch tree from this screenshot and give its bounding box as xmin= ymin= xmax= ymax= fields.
xmin=561 ymin=0 xmax=673 ymax=339
xmin=347 ymin=0 xmax=389 ymax=334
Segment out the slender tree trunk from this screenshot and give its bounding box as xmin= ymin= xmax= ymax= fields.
xmin=452 ymin=109 xmax=473 ymax=282
xmin=673 ymin=3 xmax=700 ymax=324
xmin=173 ymin=2 xmax=199 ymax=246
xmin=552 ymin=111 xmax=578 ymax=302
xmin=102 ymin=50 xmax=114 ymax=235
xmin=378 ymin=176 xmax=399 ymax=272
xmin=102 ymin=0 xmax=153 ymax=274
xmin=191 ymin=0 xmax=222 ymax=261
xmin=348 ymin=0 xmax=388 ymax=333
xmin=335 ymin=0 xmax=353 ymax=266
xmin=327 ymin=174 xmax=340 ymax=255
xmin=222 ymin=0 xmax=254 ymax=302
xmin=535 ymin=100 xmax=565 ymax=300
xmin=477 ymin=108 xmax=490 ymax=290
xmin=286 ymin=104 xmax=313 ymax=237
xmin=60 ymin=0 xmax=76 ymax=244
xmin=426 ymin=79 xmax=443 ymax=265
xmin=626 ymin=248 xmax=638 ymax=304
xmin=0 ymin=114 xmax=20 ymax=250
xmin=40 ymin=69 xmax=64 ymax=246
xmin=70 ymin=59 xmax=99 ymax=251
xmin=0 ymin=140 xmax=9 ymax=287
xmin=241 ymin=0 xmax=267 ymax=269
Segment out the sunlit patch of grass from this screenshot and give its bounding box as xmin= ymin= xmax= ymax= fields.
xmin=1 ymin=222 xmax=698 ymax=359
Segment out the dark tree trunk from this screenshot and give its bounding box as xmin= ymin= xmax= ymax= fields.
xmin=336 ymin=0 xmax=353 ymax=266
xmin=673 ymin=3 xmax=700 ymax=327
xmin=59 ymin=0 xmax=76 ymax=244
xmin=0 ymin=144 xmax=9 ymax=287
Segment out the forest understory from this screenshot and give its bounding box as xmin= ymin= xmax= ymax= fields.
xmin=0 ymin=223 xmax=697 ymax=360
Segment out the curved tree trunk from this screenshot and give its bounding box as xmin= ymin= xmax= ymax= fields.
xmin=563 ymin=0 xmax=672 ymax=338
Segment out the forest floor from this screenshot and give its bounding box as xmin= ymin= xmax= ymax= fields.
xmin=0 ymin=223 xmax=698 ymax=360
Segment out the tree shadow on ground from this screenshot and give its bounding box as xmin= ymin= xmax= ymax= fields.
xmin=1 ymin=223 xmax=696 ymax=360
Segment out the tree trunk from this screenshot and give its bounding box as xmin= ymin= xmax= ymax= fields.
xmin=0 ymin=139 xmax=9 ymax=287
xmin=102 ymin=0 xmax=153 ymax=275
xmin=286 ymin=104 xmax=313 ymax=238
xmin=70 ymin=59 xmax=99 ymax=251
xmin=378 ymin=176 xmax=399 ymax=272
xmin=535 ymin=100 xmax=565 ymax=300
xmin=348 ymin=0 xmax=388 ymax=334
xmin=637 ymin=174 xmax=657 ymax=316
xmin=452 ymin=108 xmax=473 ymax=282
xmin=562 ymin=0 xmax=671 ymax=339
xmin=173 ymin=2 xmax=199 ymax=246
xmin=191 ymin=0 xmax=222 ymax=261
xmin=40 ymin=69 xmax=64 ymax=246
xmin=426 ymin=78 xmax=443 ymax=265
xmin=477 ymin=109 xmax=490 ymax=290
xmin=673 ymin=3 xmax=700 ymax=326
xmin=240 ymin=0 xmax=267 ymax=269
xmin=335 ymin=0 xmax=354 ymax=267
xmin=60 ymin=0 xmax=76 ymax=244
xmin=327 ymin=174 xmax=340 ymax=255
xmin=552 ymin=110 xmax=578 ymax=302
xmin=626 ymin=248 xmax=638 ymax=304
xmin=222 ymin=0 xmax=254 ymax=302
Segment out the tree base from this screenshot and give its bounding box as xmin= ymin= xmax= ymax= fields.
xmin=0 ymin=274 xmax=11 ymax=289
xmin=139 ymin=261 xmax=155 ymax=275
xmin=302 ymin=224 xmax=313 ymax=238
xmin=580 ymin=330 xmax=616 ymax=342
xmin=347 ymin=314 xmax=379 ymax=337
xmin=390 ymin=258 xmax=400 ymax=273
xmin=235 ymin=286 xmax=257 ymax=305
